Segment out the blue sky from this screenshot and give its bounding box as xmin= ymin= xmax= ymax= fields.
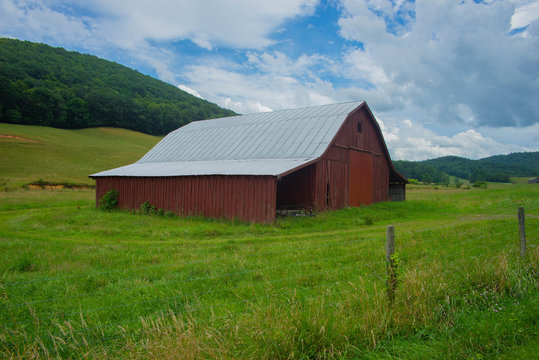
xmin=1 ymin=0 xmax=538 ymax=160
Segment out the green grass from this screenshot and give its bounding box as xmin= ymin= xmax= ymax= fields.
xmin=0 ymin=123 xmax=160 ymax=188
xmin=0 ymin=184 xmax=537 ymax=359
xmin=512 ymin=177 xmax=537 ymax=185
xmin=449 ymin=175 xmax=469 ymax=185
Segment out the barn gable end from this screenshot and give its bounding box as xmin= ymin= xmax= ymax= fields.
xmin=274 ymin=103 xmax=406 ymax=212
xmin=91 ymin=101 xmax=406 ymax=223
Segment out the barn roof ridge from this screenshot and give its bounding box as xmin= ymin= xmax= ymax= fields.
xmin=174 ymin=101 xmax=365 ymax=131
xmin=189 ymin=100 xmax=365 ymax=122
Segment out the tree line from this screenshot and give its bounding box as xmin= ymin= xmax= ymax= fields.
xmin=0 ymin=38 xmax=236 ymax=135
xmin=393 ymin=161 xmax=451 ymax=184
xmin=395 ymin=152 xmax=539 ymax=184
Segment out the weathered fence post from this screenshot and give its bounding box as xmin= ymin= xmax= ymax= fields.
xmin=518 ymin=207 xmax=526 ymax=257
xmin=386 ymin=225 xmax=397 ymax=304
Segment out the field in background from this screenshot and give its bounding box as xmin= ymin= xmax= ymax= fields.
xmin=0 ymin=184 xmax=537 ymax=359
xmin=512 ymin=177 xmax=536 ymax=185
xmin=0 ymin=123 xmax=160 ymax=188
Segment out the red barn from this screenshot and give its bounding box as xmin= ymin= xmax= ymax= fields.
xmin=90 ymin=101 xmax=407 ymax=223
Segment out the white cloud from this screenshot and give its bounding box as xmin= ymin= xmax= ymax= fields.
xmin=178 ymin=84 xmax=204 ymax=99
xmin=402 ymin=119 xmax=413 ymax=128
xmin=180 ymin=61 xmax=338 ymax=114
xmin=221 ymin=98 xmax=273 ymax=114
xmin=378 ymin=115 xmax=535 ymax=160
xmin=338 ymin=0 xmax=539 ymax=129
xmin=178 ymin=51 xmax=341 ymax=114
xmin=0 ymin=0 xmax=94 ymax=47
xmin=339 ymin=0 xmax=388 ymax=42
xmin=342 ymin=49 xmax=390 ymax=86
xmin=8 ymin=0 xmax=319 ymax=51
xmin=511 ymin=0 xmax=539 ymax=29
xmin=246 ymin=51 xmax=332 ymax=80
xmin=478 ymin=122 xmax=539 ymax=149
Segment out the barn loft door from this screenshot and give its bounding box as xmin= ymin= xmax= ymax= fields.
xmin=349 ymin=149 xmax=372 ymax=206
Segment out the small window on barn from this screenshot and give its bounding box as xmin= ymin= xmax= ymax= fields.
xmin=357 ymin=122 xmax=362 ymax=133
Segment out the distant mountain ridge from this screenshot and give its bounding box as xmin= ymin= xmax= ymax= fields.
xmin=0 ymin=38 xmax=236 ymax=135
xmin=394 ymin=152 xmax=538 ymax=183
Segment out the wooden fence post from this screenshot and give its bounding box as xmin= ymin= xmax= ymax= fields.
xmin=386 ymin=225 xmax=396 ymax=304
xmin=518 ymin=207 xmax=526 ymax=257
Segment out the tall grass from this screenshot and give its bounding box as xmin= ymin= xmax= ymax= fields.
xmin=0 ymin=184 xmax=537 ymax=359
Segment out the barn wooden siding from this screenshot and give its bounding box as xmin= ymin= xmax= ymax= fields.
xmin=95 ymin=175 xmax=277 ymax=223
xmin=389 ymin=183 xmax=406 ymax=201
xmin=314 ymin=104 xmax=390 ymax=210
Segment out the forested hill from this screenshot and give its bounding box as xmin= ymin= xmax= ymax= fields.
xmin=0 ymin=38 xmax=236 ymax=135
xmin=394 ymin=152 xmax=539 ymax=184
xmin=421 ymin=152 xmax=539 ymax=182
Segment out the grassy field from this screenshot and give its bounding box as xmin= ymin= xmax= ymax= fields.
xmin=0 ymin=123 xmax=160 ymax=188
xmin=0 ymin=183 xmax=537 ymax=359
xmin=512 ymin=177 xmax=536 ymax=185
xmin=1 ymin=124 xmax=538 ymax=358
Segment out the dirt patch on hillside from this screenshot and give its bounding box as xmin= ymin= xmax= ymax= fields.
xmin=0 ymin=135 xmax=40 ymax=143
xmin=27 ymin=183 xmax=94 ymax=190
xmin=28 ymin=184 xmax=64 ymax=190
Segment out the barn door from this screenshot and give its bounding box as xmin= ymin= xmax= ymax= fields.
xmin=349 ymin=149 xmax=372 ymax=206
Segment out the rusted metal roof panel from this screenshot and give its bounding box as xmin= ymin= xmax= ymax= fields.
xmin=91 ymin=101 xmax=364 ymax=177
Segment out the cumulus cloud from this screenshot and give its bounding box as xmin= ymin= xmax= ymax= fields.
xmin=181 ymin=64 xmax=334 ymax=114
xmin=342 ymin=49 xmax=390 ymax=86
xmin=338 ymin=0 xmax=539 ymax=129
xmin=511 ymin=0 xmax=539 ymax=29
xmin=378 ymin=117 xmax=535 ymax=160
xmin=0 ymin=0 xmax=94 ymax=47
xmin=178 ymin=84 xmax=204 ymax=99
xmin=246 ymin=51 xmax=333 ymax=81
xmin=179 ymin=52 xmax=338 ymax=113
xmin=221 ymin=98 xmax=273 ymax=114
xmin=0 ymin=0 xmax=319 ymax=51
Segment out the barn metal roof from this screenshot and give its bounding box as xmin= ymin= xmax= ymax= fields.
xmin=91 ymin=101 xmax=365 ymax=177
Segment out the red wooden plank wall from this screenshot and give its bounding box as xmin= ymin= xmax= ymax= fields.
xmin=314 ymin=105 xmax=390 ymax=209
xmin=349 ymin=150 xmax=373 ymax=206
xmin=333 ymin=106 xmax=386 ymax=156
xmin=95 ymin=175 xmax=277 ymax=223
xmin=372 ymin=153 xmax=389 ymax=203
xmin=313 ymin=144 xmax=349 ymax=211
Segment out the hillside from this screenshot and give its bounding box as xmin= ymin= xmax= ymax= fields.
xmin=394 ymin=152 xmax=538 ymax=184
xmin=0 ymin=38 xmax=235 ymax=135
xmin=480 ymin=152 xmax=539 ymax=174
xmin=421 ymin=152 xmax=538 ymax=182
xmin=0 ymin=123 xmax=160 ymax=188
xmin=392 ymin=161 xmax=450 ymax=184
